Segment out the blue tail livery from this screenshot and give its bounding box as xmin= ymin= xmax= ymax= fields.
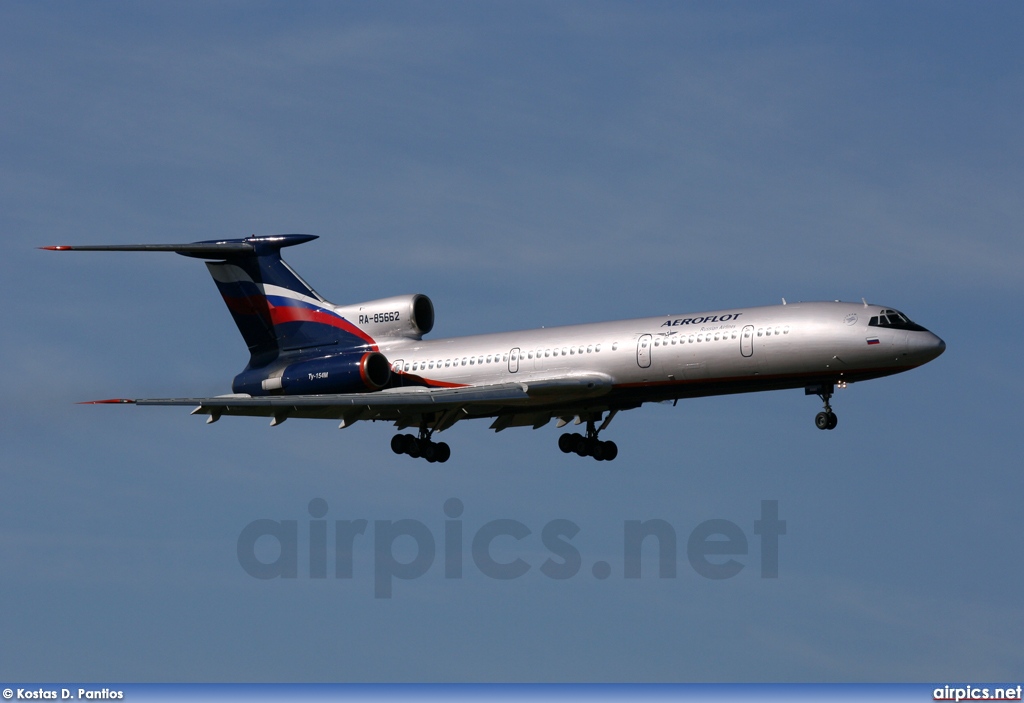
xmin=43 ymin=235 xmax=433 ymax=396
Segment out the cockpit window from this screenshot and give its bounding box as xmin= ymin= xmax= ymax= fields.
xmin=868 ymin=309 xmax=928 ymax=332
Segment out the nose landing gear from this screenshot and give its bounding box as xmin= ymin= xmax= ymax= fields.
xmin=815 ymin=410 xmax=838 ymax=430
xmin=807 ymin=383 xmax=838 ymax=430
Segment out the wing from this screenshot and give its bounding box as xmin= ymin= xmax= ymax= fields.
xmin=92 ymin=374 xmax=616 ymax=433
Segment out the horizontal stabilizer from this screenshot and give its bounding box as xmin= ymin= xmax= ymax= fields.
xmin=40 ymin=234 xmax=317 ymax=259
xmin=78 ymin=398 xmax=136 ymax=404
xmin=41 ymin=243 xmax=253 ymax=255
xmin=42 ymin=234 xmax=340 ymax=365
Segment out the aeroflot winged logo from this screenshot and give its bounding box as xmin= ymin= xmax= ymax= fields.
xmin=44 ymin=233 xmax=945 ymax=463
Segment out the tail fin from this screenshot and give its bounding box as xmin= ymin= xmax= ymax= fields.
xmin=43 ymin=234 xmax=376 ymax=366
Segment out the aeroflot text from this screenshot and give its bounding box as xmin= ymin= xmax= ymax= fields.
xmin=662 ymin=313 xmax=743 ymax=327
xmin=236 ymin=498 xmax=785 ymax=598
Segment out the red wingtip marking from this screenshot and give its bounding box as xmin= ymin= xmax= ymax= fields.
xmin=78 ymin=398 xmax=136 ymax=405
xmin=40 ymin=245 xmax=72 ymax=250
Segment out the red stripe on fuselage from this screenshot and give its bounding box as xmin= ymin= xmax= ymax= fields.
xmin=394 ymin=371 xmax=469 ymax=389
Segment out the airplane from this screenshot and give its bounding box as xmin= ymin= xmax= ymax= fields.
xmin=43 ymin=234 xmax=945 ymax=463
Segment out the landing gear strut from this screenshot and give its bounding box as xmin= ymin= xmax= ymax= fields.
xmin=807 ymin=383 xmax=838 ymax=431
xmin=558 ymin=416 xmax=618 ymax=461
xmin=391 ymin=422 xmax=451 ymax=463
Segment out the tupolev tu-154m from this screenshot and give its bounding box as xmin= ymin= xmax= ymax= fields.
xmin=44 ymin=234 xmax=945 ymax=463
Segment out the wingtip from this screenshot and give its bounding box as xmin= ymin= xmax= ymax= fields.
xmin=78 ymin=398 xmax=136 ymax=405
xmin=39 ymin=245 xmax=72 ymax=251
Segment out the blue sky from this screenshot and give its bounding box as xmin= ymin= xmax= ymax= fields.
xmin=2 ymin=2 xmax=1022 ymax=682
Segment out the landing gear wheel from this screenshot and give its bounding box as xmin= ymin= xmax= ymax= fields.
xmin=404 ymin=434 xmax=422 ymax=458
xmin=602 ymin=440 xmax=618 ymax=461
xmin=422 ymin=442 xmax=437 ymax=463
xmin=391 ymin=429 xmax=453 ymax=462
xmin=809 ymin=384 xmax=840 ymax=432
xmin=434 ymin=442 xmax=451 ymax=463
xmin=560 ymin=417 xmax=619 ymax=461
xmin=391 ymin=434 xmax=406 ymax=454
xmin=558 ymin=433 xmax=578 ymax=453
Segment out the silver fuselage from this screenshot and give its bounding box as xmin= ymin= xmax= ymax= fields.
xmin=371 ymin=301 xmax=944 ymax=411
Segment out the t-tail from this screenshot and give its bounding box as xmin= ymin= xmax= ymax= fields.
xmin=41 ymin=235 xmax=399 ymax=394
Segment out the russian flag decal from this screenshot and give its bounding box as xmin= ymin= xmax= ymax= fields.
xmin=866 ymin=337 xmax=880 ymax=345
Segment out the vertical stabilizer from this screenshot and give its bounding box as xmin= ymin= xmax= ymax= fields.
xmin=43 ymin=234 xmax=377 ymax=368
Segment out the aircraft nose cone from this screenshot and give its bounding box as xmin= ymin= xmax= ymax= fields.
xmin=908 ymin=331 xmax=945 ymax=364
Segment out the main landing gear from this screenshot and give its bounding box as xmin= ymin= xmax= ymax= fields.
xmin=807 ymin=383 xmax=838 ymax=431
xmin=391 ymin=424 xmax=451 ymax=463
xmin=558 ymin=417 xmax=618 ymax=461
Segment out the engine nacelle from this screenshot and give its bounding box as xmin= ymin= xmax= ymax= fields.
xmin=234 ymin=351 xmax=392 ymax=396
xmin=334 ymin=294 xmax=434 ymax=340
